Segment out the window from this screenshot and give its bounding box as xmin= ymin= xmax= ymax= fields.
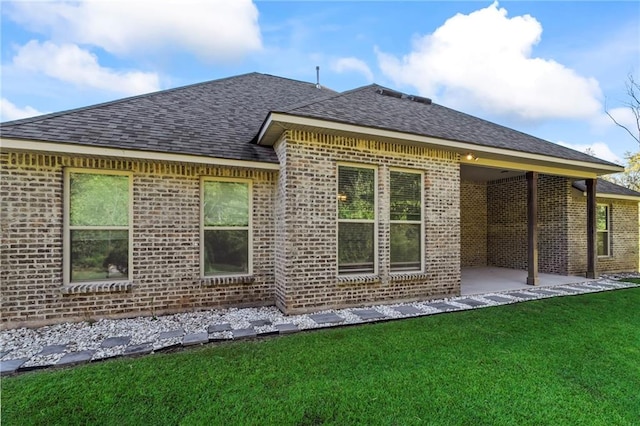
xmin=596 ymin=204 xmax=610 ymax=257
xmin=390 ymin=170 xmax=423 ymax=272
xmin=201 ymin=179 xmax=251 ymax=276
xmin=65 ymin=170 xmax=131 ymax=283
xmin=338 ymin=165 xmax=376 ymax=274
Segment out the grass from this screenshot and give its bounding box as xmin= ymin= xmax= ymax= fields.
xmin=621 ymin=277 xmax=640 ymax=284
xmin=3 ymin=289 xmax=639 ymax=426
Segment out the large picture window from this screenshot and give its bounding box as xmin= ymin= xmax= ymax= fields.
xmin=390 ymin=170 xmax=423 ymax=272
xmin=201 ymin=179 xmax=251 ymax=276
xmin=65 ymin=170 xmax=131 ymax=283
xmin=338 ymin=165 xmax=376 ymax=274
xmin=596 ymin=204 xmax=610 ymax=257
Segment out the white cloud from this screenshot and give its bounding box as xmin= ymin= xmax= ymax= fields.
xmin=331 ymin=57 xmax=374 ymax=82
xmin=557 ymin=141 xmax=622 ymax=164
xmin=375 ymin=2 xmax=602 ymax=121
xmin=0 ymin=98 xmax=45 ymax=122
xmin=13 ymin=41 xmax=160 ymax=96
xmin=5 ymin=0 xmax=262 ymax=62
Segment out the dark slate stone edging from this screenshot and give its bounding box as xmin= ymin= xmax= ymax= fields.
xmin=57 ymin=350 xmax=96 ymax=366
xmin=5 ymin=280 xmax=637 ymax=375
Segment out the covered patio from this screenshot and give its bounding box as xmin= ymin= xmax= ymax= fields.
xmin=460 ymin=160 xmax=602 ymax=287
xmin=461 ymin=267 xmax=595 ymax=296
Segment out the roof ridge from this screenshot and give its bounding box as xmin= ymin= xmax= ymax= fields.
xmin=282 ymin=84 xmax=380 ymax=113
xmin=0 ymin=72 xmax=326 ymax=127
xmin=0 ymin=72 xmax=262 ymax=127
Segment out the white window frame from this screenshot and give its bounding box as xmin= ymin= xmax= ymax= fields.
xmin=596 ymin=203 xmax=611 ymax=257
xmin=389 ymin=168 xmax=424 ymax=273
xmin=63 ymin=168 xmax=133 ymax=285
xmin=200 ymin=177 xmax=253 ymax=278
xmin=336 ymin=163 xmax=378 ymax=276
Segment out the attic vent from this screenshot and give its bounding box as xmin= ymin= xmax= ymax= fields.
xmin=408 ymin=95 xmax=432 ymax=105
xmin=377 ymin=88 xmax=432 ymax=105
xmin=376 ymin=88 xmax=403 ymax=98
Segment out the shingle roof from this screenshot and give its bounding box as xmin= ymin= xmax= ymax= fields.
xmin=573 ymin=179 xmax=640 ymax=198
xmin=0 ymin=73 xmax=334 ymax=163
xmin=281 ymin=84 xmax=617 ymax=167
xmin=0 ymin=73 xmax=619 ymax=169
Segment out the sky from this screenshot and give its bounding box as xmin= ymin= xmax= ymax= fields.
xmin=1 ymin=0 xmax=639 ymax=164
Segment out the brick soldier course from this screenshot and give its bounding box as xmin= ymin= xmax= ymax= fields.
xmin=1 ymin=72 xmax=639 ymax=329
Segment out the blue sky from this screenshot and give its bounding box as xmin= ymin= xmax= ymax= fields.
xmin=2 ymin=1 xmax=639 ymax=164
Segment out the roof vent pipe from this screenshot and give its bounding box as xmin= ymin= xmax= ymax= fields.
xmin=316 ymin=66 xmax=320 ymax=89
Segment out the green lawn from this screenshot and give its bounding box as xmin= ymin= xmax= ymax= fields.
xmin=3 ymin=288 xmax=639 ymax=426
xmin=622 ymin=277 xmax=640 ymax=284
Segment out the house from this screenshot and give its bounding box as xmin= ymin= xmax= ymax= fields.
xmin=1 ymin=72 xmax=638 ymax=329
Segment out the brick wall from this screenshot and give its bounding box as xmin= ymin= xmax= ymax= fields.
xmin=486 ymin=174 xmax=570 ymax=274
xmin=487 ymin=176 xmax=527 ymax=270
xmin=460 ymin=180 xmax=487 ymax=267
xmin=568 ymin=188 xmax=639 ymax=274
xmin=274 ymin=130 xmax=460 ymax=314
xmin=1 ymin=152 xmax=276 ymax=328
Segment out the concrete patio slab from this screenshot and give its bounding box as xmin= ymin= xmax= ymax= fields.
xmin=462 ymin=267 xmax=593 ymax=296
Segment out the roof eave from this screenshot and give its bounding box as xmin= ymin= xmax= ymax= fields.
xmin=0 ymin=137 xmax=280 ymax=170
xmin=257 ymin=112 xmax=624 ymax=178
xmin=578 ymin=191 xmax=640 ymax=201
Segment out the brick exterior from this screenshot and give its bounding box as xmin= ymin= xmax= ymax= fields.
xmin=1 ymin=152 xmax=276 ymax=328
xmin=568 ymin=188 xmax=639 ymax=274
xmin=274 ymin=130 xmax=460 ymax=314
xmin=486 ymin=174 xmax=570 ymax=274
xmin=2 ymin=144 xmax=637 ymax=328
xmin=483 ymin=174 xmax=638 ymax=275
xmin=460 ymin=180 xmax=487 ymax=267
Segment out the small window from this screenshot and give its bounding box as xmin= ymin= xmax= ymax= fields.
xmin=338 ymin=165 xmax=376 ymax=274
xmin=390 ymin=170 xmax=423 ymax=272
xmin=596 ymin=204 xmax=610 ymax=257
xmin=201 ymin=179 xmax=251 ymax=276
xmin=65 ymin=170 xmax=131 ymax=283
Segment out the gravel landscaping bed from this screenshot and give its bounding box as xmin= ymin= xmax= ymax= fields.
xmin=1 ymin=276 xmax=637 ymax=375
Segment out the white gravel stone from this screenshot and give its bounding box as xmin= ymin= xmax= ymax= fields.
xmin=1 ymin=277 xmax=637 ymax=369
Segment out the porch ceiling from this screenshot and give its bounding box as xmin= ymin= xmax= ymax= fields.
xmin=460 ymin=164 xmax=524 ymax=182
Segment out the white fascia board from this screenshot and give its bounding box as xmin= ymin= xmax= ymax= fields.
xmin=0 ymin=138 xmax=280 ymax=171
xmin=580 ymin=192 xmax=640 ymax=201
xmin=259 ymin=113 xmax=623 ymax=176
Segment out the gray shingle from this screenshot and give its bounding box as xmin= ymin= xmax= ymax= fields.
xmin=573 ymin=179 xmax=640 ymax=197
xmin=1 ymin=74 xmax=619 ymax=168
xmin=1 ymin=73 xmax=332 ymax=164
xmin=282 ymin=84 xmax=618 ymax=167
